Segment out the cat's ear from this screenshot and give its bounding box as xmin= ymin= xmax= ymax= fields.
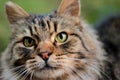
xmin=57 ymin=0 xmax=80 ymax=17
xmin=5 ymin=1 xmax=29 ymax=24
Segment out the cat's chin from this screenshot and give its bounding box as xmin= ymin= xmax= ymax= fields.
xmin=33 ymin=68 xmax=64 ymax=78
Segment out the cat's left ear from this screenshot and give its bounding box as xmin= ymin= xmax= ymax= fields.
xmin=57 ymin=0 xmax=80 ymax=17
xmin=5 ymin=1 xmax=29 ymax=24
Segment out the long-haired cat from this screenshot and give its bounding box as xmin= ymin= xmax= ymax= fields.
xmin=0 ymin=0 xmax=106 ymax=80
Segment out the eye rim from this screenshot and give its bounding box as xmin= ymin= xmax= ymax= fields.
xmin=55 ymin=32 xmax=68 ymax=43
xmin=22 ymin=37 xmax=35 ymax=47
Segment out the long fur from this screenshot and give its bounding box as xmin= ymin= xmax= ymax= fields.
xmin=1 ymin=0 xmax=107 ymax=80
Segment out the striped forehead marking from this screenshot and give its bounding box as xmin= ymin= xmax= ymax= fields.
xmin=30 ymin=15 xmax=58 ymax=33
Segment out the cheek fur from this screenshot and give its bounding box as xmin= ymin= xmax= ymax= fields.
xmin=61 ymin=38 xmax=85 ymax=53
xmin=12 ymin=42 xmax=34 ymax=58
xmin=56 ymin=40 xmax=89 ymax=72
xmin=12 ymin=44 xmax=35 ymax=68
xmin=53 ymin=49 xmax=85 ymax=68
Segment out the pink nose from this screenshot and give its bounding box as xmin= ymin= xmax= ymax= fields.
xmin=39 ymin=51 xmax=52 ymax=61
xmin=42 ymin=52 xmax=49 ymax=60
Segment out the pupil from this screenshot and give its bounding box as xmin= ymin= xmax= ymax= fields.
xmin=28 ymin=39 xmax=32 ymax=44
xmin=59 ymin=34 xmax=63 ymax=40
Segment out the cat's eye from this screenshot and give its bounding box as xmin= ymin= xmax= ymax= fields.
xmin=23 ymin=37 xmax=35 ymax=47
xmin=55 ymin=32 xmax=68 ymax=43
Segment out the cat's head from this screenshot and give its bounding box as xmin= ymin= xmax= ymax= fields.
xmin=5 ymin=0 xmax=102 ymax=79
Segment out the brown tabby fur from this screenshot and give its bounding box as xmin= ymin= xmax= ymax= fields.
xmin=0 ymin=0 xmax=106 ymax=80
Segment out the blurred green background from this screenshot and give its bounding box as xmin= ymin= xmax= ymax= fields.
xmin=0 ymin=0 xmax=120 ymax=53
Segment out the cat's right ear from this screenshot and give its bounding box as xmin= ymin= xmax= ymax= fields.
xmin=57 ymin=0 xmax=80 ymax=17
xmin=5 ymin=1 xmax=29 ymax=24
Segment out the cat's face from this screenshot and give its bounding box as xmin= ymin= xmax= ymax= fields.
xmin=4 ymin=0 xmax=102 ymax=80
xmin=11 ymin=15 xmax=86 ymax=78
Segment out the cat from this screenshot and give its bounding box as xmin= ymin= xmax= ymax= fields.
xmin=0 ymin=0 xmax=106 ymax=80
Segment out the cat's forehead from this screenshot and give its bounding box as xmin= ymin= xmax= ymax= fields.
xmin=28 ymin=14 xmax=77 ymax=31
xmin=28 ymin=15 xmax=58 ymax=32
xmin=19 ymin=14 xmax=79 ymax=41
xmin=30 ymin=14 xmax=53 ymax=24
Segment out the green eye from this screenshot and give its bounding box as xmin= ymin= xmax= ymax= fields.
xmin=23 ymin=37 xmax=35 ymax=47
xmin=55 ymin=32 xmax=68 ymax=43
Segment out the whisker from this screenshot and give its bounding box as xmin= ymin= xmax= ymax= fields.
xmin=2 ymin=62 xmax=43 ymax=80
xmin=15 ymin=68 xmax=28 ymax=80
xmin=30 ymin=71 xmax=34 ymax=80
xmin=21 ymin=69 xmax=30 ymax=80
xmin=60 ymin=64 xmax=82 ymax=79
xmin=65 ymin=59 xmax=111 ymax=80
xmin=89 ymin=63 xmax=112 ymax=80
xmin=4 ymin=65 xmax=25 ymax=74
xmin=15 ymin=62 xmax=41 ymax=80
xmin=67 ymin=57 xmax=111 ymax=79
xmin=62 ymin=64 xmax=92 ymax=80
xmin=10 ymin=68 xmax=26 ymax=80
xmin=28 ymin=61 xmax=42 ymax=69
xmin=1 ymin=65 xmax=25 ymax=80
xmin=9 ymin=67 xmax=26 ymax=80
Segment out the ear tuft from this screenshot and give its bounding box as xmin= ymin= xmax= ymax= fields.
xmin=5 ymin=1 xmax=29 ymax=24
xmin=57 ymin=0 xmax=81 ymax=17
xmin=6 ymin=1 xmax=14 ymax=7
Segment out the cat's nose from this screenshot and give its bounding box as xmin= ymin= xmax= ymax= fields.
xmin=38 ymin=51 xmax=52 ymax=61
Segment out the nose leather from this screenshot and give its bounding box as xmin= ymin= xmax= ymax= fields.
xmin=39 ymin=51 xmax=52 ymax=61
xmin=37 ymin=41 xmax=54 ymax=61
xmin=42 ymin=52 xmax=49 ymax=60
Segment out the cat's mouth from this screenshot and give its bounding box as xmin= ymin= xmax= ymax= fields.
xmin=28 ymin=61 xmax=63 ymax=79
xmin=25 ymin=58 xmax=60 ymax=72
xmin=24 ymin=56 xmax=65 ymax=78
xmin=40 ymin=63 xmax=58 ymax=71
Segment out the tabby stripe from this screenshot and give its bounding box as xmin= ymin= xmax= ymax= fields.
xmin=10 ymin=41 xmax=20 ymax=60
xmin=54 ymin=22 xmax=57 ymax=32
xmin=32 ymin=18 xmax=36 ymax=24
xmin=66 ymin=51 xmax=85 ymax=58
xmin=28 ymin=26 xmax=33 ymax=35
xmin=47 ymin=20 xmax=50 ymax=30
xmin=70 ymin=33 xmax=89 ymax=51
xmin=34 ymin=25 xmax=38 ymax=33
xmin=11 ymin=41 xmax=22 ymax=53
xmin=41 ymin=19 xmax=46 ymax=27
